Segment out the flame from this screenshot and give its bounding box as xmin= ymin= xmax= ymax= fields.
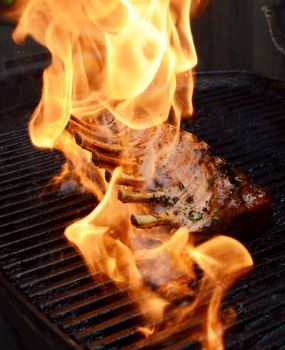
xmin=7 ymin=0 xmax=196 ymax=148
xmin=4 ymin=0 xmax=254 ymax=348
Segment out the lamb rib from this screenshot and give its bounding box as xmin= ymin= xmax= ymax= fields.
xmin=65 ymin=114 xmax=272 ymax=239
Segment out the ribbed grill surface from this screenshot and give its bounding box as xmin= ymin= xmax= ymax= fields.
xmin=0 ymin=73 xmax=284 ymax=349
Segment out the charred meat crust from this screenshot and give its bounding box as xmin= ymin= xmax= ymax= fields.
xmin=201 ymin=149 xmax=272 ymax=238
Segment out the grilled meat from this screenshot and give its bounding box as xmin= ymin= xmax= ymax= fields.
xmin=66 ymin=115 xmax=272 ymax=239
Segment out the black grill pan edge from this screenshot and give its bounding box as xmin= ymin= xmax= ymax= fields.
xmin=0 ymin=272 xmax=81 ymax=350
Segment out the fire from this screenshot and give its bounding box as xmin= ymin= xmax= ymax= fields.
xmin=7 ymin=0 xmax=196 ymax=147
xmin=4 ymin=0 xmax=253 ymax=348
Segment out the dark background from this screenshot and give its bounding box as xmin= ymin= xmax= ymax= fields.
xmin=191 ymin=0 xmax=285 ymax=79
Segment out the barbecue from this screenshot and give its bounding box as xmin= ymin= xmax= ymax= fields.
xmin=1 ymin=71 xmax=284 ymax=350
xmin=0 ymin=0 xmax=285 ymax=349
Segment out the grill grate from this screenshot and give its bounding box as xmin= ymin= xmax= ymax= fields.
xmin=0 ymin=72 xmax=285 ymax=349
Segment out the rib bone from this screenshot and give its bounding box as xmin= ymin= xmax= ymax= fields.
xmin=70 ymin=130 xmax=138 ymax=168
xmin=67 ymin=117 xmax=123 ymax=154
xmin=116 ymin=173 xmax=145 ymax=187
xmin=118 ymin=189 xmax=166 ymax=203
xmin=131 ymin=212 xmax=178 ymax=228
xmin=105 ymin=170 xmax=145 ymax=187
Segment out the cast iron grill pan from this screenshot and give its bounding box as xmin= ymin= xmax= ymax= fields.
xmin=0 ymin=72 xmax=284 ymax=349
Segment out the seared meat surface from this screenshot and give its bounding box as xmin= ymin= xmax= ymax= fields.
xmin=66 ymin=114 xmax=272 ymax=239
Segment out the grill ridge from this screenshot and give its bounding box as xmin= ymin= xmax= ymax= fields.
xmin=0 ymin=72 xmax=284 ymax=349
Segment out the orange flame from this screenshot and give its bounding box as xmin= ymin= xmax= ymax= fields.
xmin=4 ymin=0 xmax=254 ymax=348
xmin=8 ymin=0 xmax=196 ymax=148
